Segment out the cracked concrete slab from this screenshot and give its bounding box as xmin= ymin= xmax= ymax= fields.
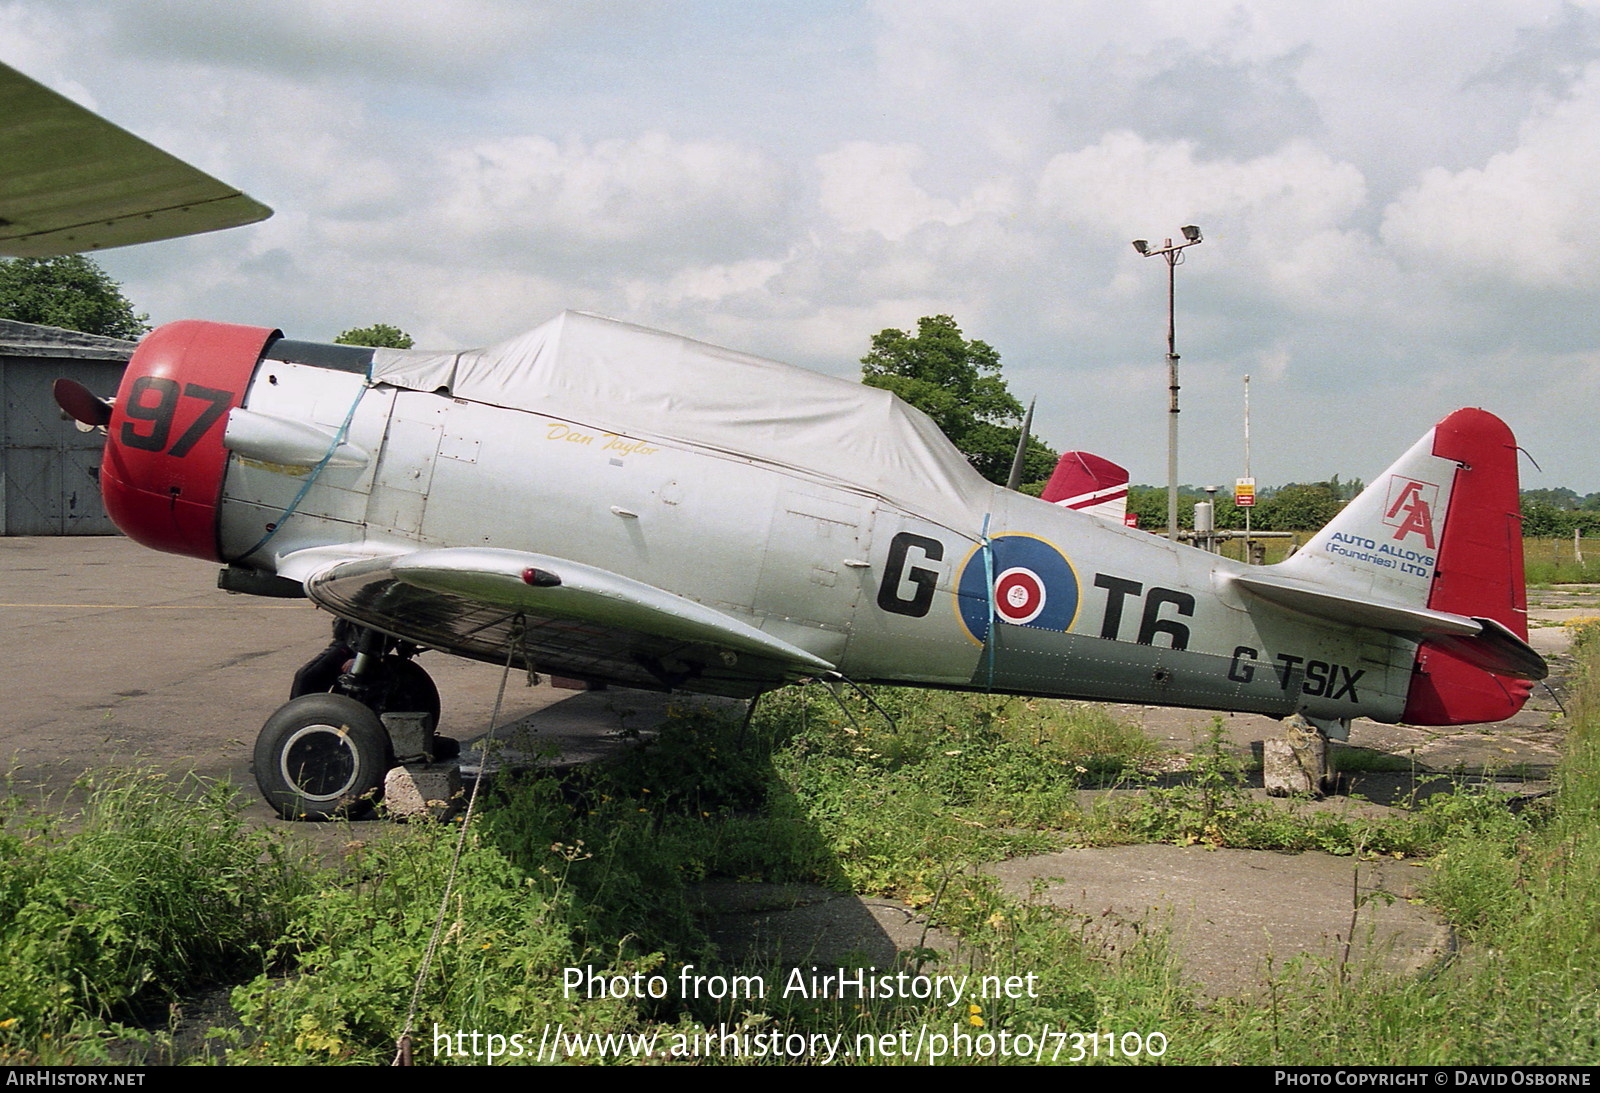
xmin=985 ymin=845 xmax=1446 ymax=997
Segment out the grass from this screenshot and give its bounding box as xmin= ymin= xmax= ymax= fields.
xmin=3 ymin=663 xmax=1599 ymax=1064
xmin=1143 ymin=623 xmax=1600 ymax=1065
xmin=0 ymin=772 xmax=310 ymax=1064
xmin=1521 ymin=537 xmax=1600 ymax=586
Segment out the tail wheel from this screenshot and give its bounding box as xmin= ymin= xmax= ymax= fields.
xmin=254 ymin=693 xmax=393 ymax=820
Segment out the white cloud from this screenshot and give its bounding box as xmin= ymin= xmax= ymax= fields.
xmin=700 ymin=296 xmax=974 ymax=376
xmin=1037 ymin=132 xmax=1365 ymax=239
xmin=621 ymin=257 xmax=786 ymax=314
xmin=98 ymin=0 xmax=568 ymax=85
xmin=1036 ymin=132 xmax=1394 ymax=316
xmin=17 ymin=0 xmax=1600 ymax=489
xmin=816 ymin=141 xmax=1016 ymax=241
xmin=424 ymin=133 xmax=793 ymax=269
xmin=1381 ymin=64 xmax=1600 ymax=290
xmin=0 ymin=4 xmax=113 ymax=105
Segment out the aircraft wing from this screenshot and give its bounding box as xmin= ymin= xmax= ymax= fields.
xmin=0 ymin=62 xmax=271 ymax=257
xmin=1226 ymin=570 xmax=1548 ymax=680
xmin=297 ymin=546 xmax=836 ymax=696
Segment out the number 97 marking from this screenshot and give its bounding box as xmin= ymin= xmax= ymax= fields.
xmin=120 ymin=377 xmax=234 ymax=457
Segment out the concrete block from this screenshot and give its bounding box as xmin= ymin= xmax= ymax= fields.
xmin=381 ymin=711 xmax=433 ymax=762
xmin=383 ymin=762 xmax=463 ymax=821
xmin=1264 ymin=716 xmax=1330 ymax=797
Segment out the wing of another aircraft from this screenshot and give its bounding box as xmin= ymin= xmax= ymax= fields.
xmin=0 ymin=61 xmax=271 ymax=256
xmin=299 ymin=546 xmax=836 ymax=697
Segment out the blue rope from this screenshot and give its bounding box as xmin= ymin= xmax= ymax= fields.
xmin=980 ymin=512 xmax=996 ymax=692
xmin=230 ymin=378 xmax=369 ymax=564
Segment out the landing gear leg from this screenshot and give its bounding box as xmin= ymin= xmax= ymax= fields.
xmin=289 ymin=618 xmax=356 ymax=700
xmin=258 ymin=623 xmax=455 ymax=819
xmin=333 ymin=626 xmax=391 ymax=712
xmin=288 ymin=620 xmax=445 ymax=741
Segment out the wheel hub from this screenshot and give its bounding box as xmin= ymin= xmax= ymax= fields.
xmin=279 ymin=723 xmax=360 ymax=801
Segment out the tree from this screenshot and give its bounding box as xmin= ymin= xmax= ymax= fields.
xmin=0 ymin=256 xmax=149 ymax=339
xmin=334 ymin=323 xmax=414 ymax=349
xmin=1129 ymin=486 xmax=1179 ymax=529
xmin=861 ymin=315 xmax=1054 ymax=485
xmin=1522 ymin=500 xmax=1570 ymax=538
xmin=1256 ymin=482 xmax=1344 ymax=531
xmin=1522 ymin=487 xmax=1582 ymax=510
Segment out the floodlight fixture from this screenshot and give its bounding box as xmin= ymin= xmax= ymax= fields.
xmin=1132 ymin=239 xmax=1150 ymax=255
xmin=1181 ymin=224 xmax=1202 ymax=242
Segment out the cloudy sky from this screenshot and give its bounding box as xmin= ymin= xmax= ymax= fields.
xmin=5 ymin=0 xmax=1599 ymax=492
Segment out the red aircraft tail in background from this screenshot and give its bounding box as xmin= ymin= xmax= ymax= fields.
xmin=1041 ymin=450 xmax=1130 ymax=523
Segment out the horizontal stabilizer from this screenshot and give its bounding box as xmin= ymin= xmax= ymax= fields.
xmin=1226 ymin=570 xmax=1546 ymax=680
xmin=1427 ymin=617 xmax=1549 ymax=683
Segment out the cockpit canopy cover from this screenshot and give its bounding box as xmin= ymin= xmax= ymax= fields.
xmin=370 ymin=310 xmax=992 ymax=522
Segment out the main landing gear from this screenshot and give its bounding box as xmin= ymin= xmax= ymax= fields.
xmin=253 ymin=622 xmax=455 ymax=820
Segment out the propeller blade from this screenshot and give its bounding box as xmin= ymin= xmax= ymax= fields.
xmin=52 ymin=377 xmax=112 ymax=427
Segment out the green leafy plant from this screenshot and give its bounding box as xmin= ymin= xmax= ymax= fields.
xmin=0 ymin=772 xmax=308 ymax=1062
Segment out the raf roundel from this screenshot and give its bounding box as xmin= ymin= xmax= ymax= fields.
xmin=956 ymin=534 xmax=1080 ymax=644
xmin=994 ymin=567 xmax=1046 ymax=625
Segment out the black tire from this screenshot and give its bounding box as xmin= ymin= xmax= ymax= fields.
xmin=373 ymin=657 xmax=441 ymax=733
xmin=253 ymin=694 xmax=393 ymax=820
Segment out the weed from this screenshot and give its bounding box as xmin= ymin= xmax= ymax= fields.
xmin=0 ymin=771 xmax=309 ymax=1062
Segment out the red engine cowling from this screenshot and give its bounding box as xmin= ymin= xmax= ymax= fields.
xmin=101 ymin=320 xmax=278 ymax=561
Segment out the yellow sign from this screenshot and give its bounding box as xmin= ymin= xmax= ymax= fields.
xmin=1235 ymin=478 xmax=1256 ymax=508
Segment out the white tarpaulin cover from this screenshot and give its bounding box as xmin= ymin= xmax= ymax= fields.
xmin=369 ymin=311 xmax=992 ymax=523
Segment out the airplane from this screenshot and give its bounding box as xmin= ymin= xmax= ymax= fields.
xmin=51 ymin=310 xmax=1546 ymax=819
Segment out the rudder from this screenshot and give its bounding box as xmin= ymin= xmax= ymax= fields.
xmin=1042 ymin=451 xmax=1129 ymax=522
xmin=1402 ymin=409 xmax=1531 ymax=724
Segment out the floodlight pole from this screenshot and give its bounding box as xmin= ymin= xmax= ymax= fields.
xmin=1132 ymin=227 xmax=1203 ymax=541
xmin=1243 ymin=373 xmax=1252 ymax=555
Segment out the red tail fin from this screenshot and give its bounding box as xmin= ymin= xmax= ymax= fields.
xmin=1042 ymin=451 xmax=1129 ymax=522
xmin=1401 ymin=409 xmax=1532 ymax=725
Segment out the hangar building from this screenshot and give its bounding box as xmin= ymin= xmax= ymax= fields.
xmin=0 ymin=319 xmax=133 ymax=534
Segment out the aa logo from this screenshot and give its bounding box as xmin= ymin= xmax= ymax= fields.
xmin=956 ymin=534 xmax=1080 ymax=644
xmin=1383 ymin=476 xmax=1438 ymax=548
